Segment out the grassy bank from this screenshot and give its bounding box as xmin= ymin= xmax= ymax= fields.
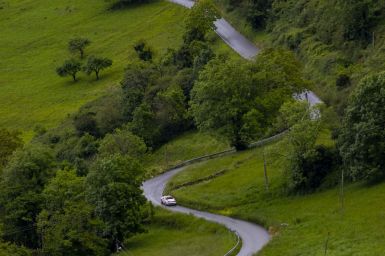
xmin=144 ymin=131 xmax=230 ymax=176
xmin=0 ymin=0 xmax=189 ymax=135
xmin=121 ymin=208 xmax=237 ymax=256
xmin=165 ymin=134 xmax=385 ymax=255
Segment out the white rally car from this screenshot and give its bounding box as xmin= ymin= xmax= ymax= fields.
xmin=160 ymin=195 xmax=177 ymax=206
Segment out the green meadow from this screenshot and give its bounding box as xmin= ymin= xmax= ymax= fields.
xmin=0 ymin=0 xmax=188 ymax=137
xmin=165 ymin=134 xmax=385 ymax=255
xmin=121 ymin=208 xmax=237 ymax=256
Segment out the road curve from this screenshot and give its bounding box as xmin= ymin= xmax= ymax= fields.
xmin=143 ymin=166 xmax=271 ymax=256
xmin=142 ymin=1 xmax=323 ymax=255
xmin=169 ymin=0 xmax=322 ymax=105
xmin=169 ymin=0 xmax=259 ymax=59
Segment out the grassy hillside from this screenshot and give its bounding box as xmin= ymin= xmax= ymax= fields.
xmin=144 ymin=131 xmax=230 ymax=176
xmin=165 ymin=134 xmax=385 ymax=255
xmin=0 ymin=0 xmax=188 ymax=136
xmin=121 ymin=208 xmax=237 ymax=256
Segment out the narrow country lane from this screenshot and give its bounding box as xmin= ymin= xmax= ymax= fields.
xmin=169 ymin=0 xmax=323 ymax=106
xmin=143 ymin=166 xmax=270 ymax=256
xmin=142 ymin=1 xmax=324 ymax=255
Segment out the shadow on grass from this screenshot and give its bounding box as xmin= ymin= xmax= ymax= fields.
xmin=108 ymin=0 xmax=161 ymax=12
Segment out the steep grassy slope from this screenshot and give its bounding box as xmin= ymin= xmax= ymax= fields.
xmin=144 ymin=131 xmax=230 ymax=176
xmin=0 ymin=0 xmax=188 ymax=136
xmin=121 ymin=208 xmax=237 ymax=256
xmin=166 ymin=135 xmax=385 ymax=255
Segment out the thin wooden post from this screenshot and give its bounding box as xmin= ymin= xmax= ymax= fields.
xmin=263 ymin=150 xmax=269 ymax=191
xmin=340 ymin=167 xmax=345 ymax=216
xmin=324 ymin=232 xmax=330 ymax=256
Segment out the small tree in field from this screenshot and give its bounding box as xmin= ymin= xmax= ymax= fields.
xmin=68 ymin=38 xmax=91 ymax=59
xmin=83 ymin=56 xmax=112 ymax=80
xmin=56 ymin=59 xmax=82 ymax=82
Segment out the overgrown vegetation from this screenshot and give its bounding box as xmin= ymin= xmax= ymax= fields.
xmin=214 ymin=0 xmax=385 ymax=113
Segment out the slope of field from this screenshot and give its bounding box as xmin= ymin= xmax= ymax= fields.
xmin=0 ymin=0 xmax=187 ymax=136
xmin=144 ymin=131 xmax=230 ymax=176
xmin=166 ymin=137 xmax=385 ymax=255
xmin=121 ymin=208 xmax=237 ymax=256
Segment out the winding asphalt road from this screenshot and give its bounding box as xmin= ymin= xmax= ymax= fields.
xmin=143 ymin=1 xmax=324 ymax=256
xmin=170 ymin=0 xmax=322 ymax=106
xmin=143 ymin=166 xmax=270 ymax=256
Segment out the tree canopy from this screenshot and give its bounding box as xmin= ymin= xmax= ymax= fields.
xmin=56 ymin=59 xmax=82 ymax=82
xmin=86 ymin=155 xmax=149 ymax=248
xmin=338 ymin=72 xmax=385 ymax=180
xmin=190 ymin=49 xmax=306 ymax=149
xmin=68 ymin=38 xmax=91 ymax=59
xmin=184 ymin=0 xmax=220 ymax=43
xmin=84 ymin=56 xmax=112 ymax=80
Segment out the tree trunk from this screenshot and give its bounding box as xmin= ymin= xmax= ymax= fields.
xmin=95 ymin=70 xmax=99 ymax=80
xmin=72 ymin=74 xmax=76 ymax=82
xmin=80 ymin=49 xmax=84 ymax=59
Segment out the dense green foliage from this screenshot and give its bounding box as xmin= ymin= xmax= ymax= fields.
xmin=338 ymin=72 xmax=385 ymax=180
xmin=86 ymin=155 xmax=148 ymax=246
xmin=271 ymin=101 xmax=340 ymax=192
xmin=37 ymin=170 xmax=108 ymax=256
xmin=190 ymin=49 xmax=306 ymax=149
xmin=133 ymin=40 xmax=153 ymax=62
xmin=184 ymin=0 xmax=220 ymax=43
xmin=0 ymin=129 xmax=23 ymax=169
xmin=216 ymin=0 xmax=385 ymax=113
xmin=0 ymin=144 xmax=56 ymax=248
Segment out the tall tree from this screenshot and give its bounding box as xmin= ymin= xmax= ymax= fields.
xmin=338 ymin=72 xmax=385 ymax=180
xmin=270 ymin=101 xmax=328 ymax=192
xmin=190 ymin=58 xmax=260 ymax=149
xmin=37 ymin=170 xmax=108 ymax=256
xmin=86 ymin=155 xmax=148 ymax=251
xmin=184 ymin=0 xmax=220 ymax=43
xmin=68 ymin=38 xmax=91 ymax=59
xmin=0 ymin=144 xmax=56 ymax=248
xmin=190 ymin=50 xmax=305 ymax=149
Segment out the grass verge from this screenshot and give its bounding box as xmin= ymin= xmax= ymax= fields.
xmin=121 ymin=208 xmax=237 ymax=256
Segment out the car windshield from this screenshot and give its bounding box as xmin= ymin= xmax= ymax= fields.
xmin=165 ymin=196 xmax=174 ymax=200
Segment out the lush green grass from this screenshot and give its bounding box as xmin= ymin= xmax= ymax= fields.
xmin=144 ymin=131 xmax=230 ymax=176
xmin=0 ymin=0 xmax=242 ymax=139
xmin=0 ymin=0 xmax=188 ymax=134
xmin=166 ymin=132 xmax=385 ymax=255
xmin=121 ymin=208 xmax=237 ymax=256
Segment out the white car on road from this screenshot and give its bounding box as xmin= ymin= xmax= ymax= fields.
xmin=161 ymin=195 xmax=177 ymax=206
